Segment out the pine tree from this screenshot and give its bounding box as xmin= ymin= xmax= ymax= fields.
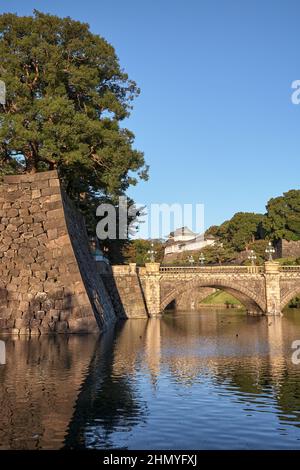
xmin=0 ymin=10 xmax=148 ymax=204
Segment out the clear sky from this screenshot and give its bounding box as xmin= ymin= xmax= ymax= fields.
xmin=1 ymin=0 xmax=300 ymax=236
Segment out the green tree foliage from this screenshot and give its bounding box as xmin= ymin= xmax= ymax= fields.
xmin=243 ymin=239 xmax=269 ymax=265
xmin=289 ymin=296 xmax=300 ymax=308
xmin=212 ymin=212 xmax=265 ymax=252
xmin=262 ymin=190 xmax=300 ymax=241
xmin=204 ymin=225 xmax=219 ymax=238
xmin=92 ymin=195 xmax=142 ymax=264
xmin=204 ymin=191 xmax=300 ymax=258
xmin=201 ymin=243 xmax=235 ymax=264
xmin=163 ymin=243 xmax=235 ymax=266
xmin=0 ymin=11 xmax=148 ymax=262
xmin=123 ymin=239 xmax=165 ymax=266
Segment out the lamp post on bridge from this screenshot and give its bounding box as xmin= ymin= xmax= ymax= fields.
xmin=247 ymin=249 xmax=257 ymax=266
xmin=147 ymin=242 xmax=157 ymax=263
xmin=265 ymin=241 xmax=275 ymax=262
xmin=199 ymin=252 xmax=205 ymax=265
xmin=187 ymin=255 xmax=195 ymax=267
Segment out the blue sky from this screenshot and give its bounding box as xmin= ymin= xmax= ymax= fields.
xmin=1 ymin=0 xmax=300 ymax=236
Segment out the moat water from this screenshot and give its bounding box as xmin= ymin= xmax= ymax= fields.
xmin=1 ymin=309 xmax=300 ymax=450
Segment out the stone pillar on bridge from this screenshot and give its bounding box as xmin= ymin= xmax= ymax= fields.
xmin=264 ymin=261 xmax=282 ymax=316
xmin=143 ymin=263 xmax=162 ymax=317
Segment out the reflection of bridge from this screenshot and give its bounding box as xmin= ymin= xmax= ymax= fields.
xmin=2 ymin=315 xmax=300 ymax=449
xmin=110 ymin=262 xmax=300 ymax=317
xmin=65 ymin=315 xmax=300 ymax=448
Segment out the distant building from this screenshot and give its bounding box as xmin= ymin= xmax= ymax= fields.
xmin=164 ymin=226 xmax=215 ymax=257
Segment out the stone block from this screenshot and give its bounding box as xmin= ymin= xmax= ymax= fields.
xmin=15 ymin=318 xmax=29 ymax=329
xmin=41 ymin=186 xmax=60 ymax=196
xmin=7 ymin=208 xmax=19 ymax=217
xmin=44 ymin=200 xmax=62 ymax=211
xmin=3 ymin=175 xmax=23 ymax=184
xmin=11 ymin=328 xmax=20 ymax=335
xmin=32 ymin=189 xmax=41 ymax=199
xmin=34 ymin=170 xmax=58 ymax=180
xmin=49 ymin=178 xmax=60 ymax=187
xmin=23 ymin=216 xmax=33 ymax=224
xmin=47 ymin=228 xmax=58 ymax=240
xmin=36 ymin=310 xmax=46 ymax=320
xmin=33 ymin=226 xmax=44 ymax=236
xmin=19 ymin=327 xmax=30 ymax=335
xmin=60 ymin=310 xmax=70 ymax=321
xmin=33 ymin=212 xmax=46 ymax=223
xmin=31 ymin=180 xmax=49 ymax=190
xmin=47 ymin=208 xmax=64 ymax=219
xmin=68 ymin=317 xmax=98 ymax=333
xmin=35 ymin=292 xmax=48 ymax=302
xmin=27 ymin=238 xmax=39 ymax=248
xmin=56 ymin=320 xmax=69 ymax=333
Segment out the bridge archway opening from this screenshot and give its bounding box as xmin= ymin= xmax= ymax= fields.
xmin=161 ymin=282 xmax=264 ymax=316
xmin=199 ymin=288 xmax=244 ymax=309
xmin=164 ymin=299 xmax=176 ymax=311
xmin=163 ymin=287 xmax=216 ymax=313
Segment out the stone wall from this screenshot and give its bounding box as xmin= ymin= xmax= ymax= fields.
xmin=0 ymin=170 xmax=116 ymax=334
xmin=105 ymin=264 xmax=148 ymax=318
xmin=275 ymin=239 xmax=300 ymax=259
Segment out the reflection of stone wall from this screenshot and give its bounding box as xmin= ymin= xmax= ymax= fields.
xmin=0 ymin=335 xmax=97 ymax=449
xmin=0 ymin=170 xmax=115 ymax=334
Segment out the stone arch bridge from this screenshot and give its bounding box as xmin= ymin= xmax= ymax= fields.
xmin=110 ymin=262 xmax=300 ymax=317
xmin=3 ymin=170 xmax=299 ymax=335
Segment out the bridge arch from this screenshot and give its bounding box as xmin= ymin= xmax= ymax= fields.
xmin=174 ymin=287 xmax=215 ymax=311
xmin=280 ymin=288 xmax=300 ymax=311
xmin=160 ymin=278 xmax=265 ymax=315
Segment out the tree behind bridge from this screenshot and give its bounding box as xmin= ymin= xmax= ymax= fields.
xmin=262 ymin=190 xmax=300 ymax=241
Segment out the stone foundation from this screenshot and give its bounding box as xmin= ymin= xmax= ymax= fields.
xmin=0 ymin=170 xmax=116 ymax=334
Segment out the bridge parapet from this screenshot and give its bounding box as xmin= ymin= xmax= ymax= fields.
xmin=280 ymin=265 xmax=300 ymax=272
xmin=160 ymin=265 xmax=264 ymax=274
xmin=160 ymin=264 xmax=300 ymax=274
xmin=112 ymin=263 xmax=137 ymax=275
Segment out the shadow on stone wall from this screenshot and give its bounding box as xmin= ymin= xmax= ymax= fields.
xmin=100 ymin=266 xmax=127 ymax=319
xmin=103 ymin=265 xmax=149 ymax=319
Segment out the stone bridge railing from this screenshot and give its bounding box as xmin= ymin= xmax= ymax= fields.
xmin=280 ymin=266 xmax=300 ymax=272
xmin=160 ymin=265 xmax=261 ymax=274
xmin=159 ymin=265 xmax=300 ymax=274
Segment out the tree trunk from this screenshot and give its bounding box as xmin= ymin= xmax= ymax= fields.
xmin=24 ymin=144 xmax=38 ymax=173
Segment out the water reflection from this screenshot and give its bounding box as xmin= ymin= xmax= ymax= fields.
xmin=1 ymin=310 xmax=300 ymax=449
xmin=0 ymin=335 xmax=97 ymax=449
xmin=64 ymin=326 xmax=148 ymax=449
